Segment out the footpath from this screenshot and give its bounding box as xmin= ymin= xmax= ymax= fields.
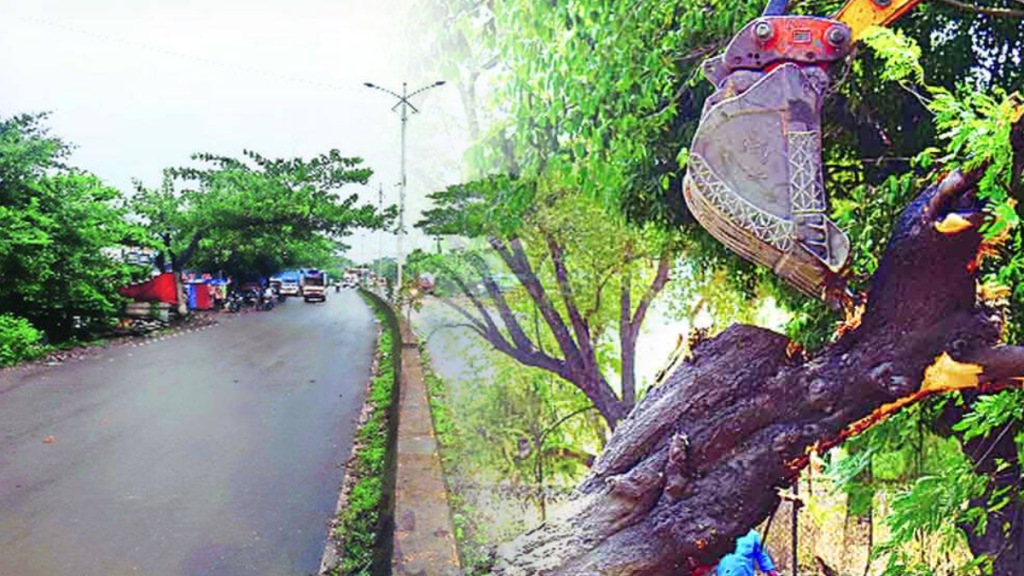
xmin=392 ymin=317 xmax=461 ymax=575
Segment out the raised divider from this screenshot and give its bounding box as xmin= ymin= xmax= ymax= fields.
xmin=355 ymin=289 xmax=460 ymax=575
xmin=392 ymin=310 xmax=462 ymax=575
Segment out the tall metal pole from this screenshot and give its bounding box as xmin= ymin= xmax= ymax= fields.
xmin=398 ymin=81 xmax=408 ymax=294
xmin=377 ymin=183 xmax=383 ymax=283
xmin=363 ymin=80 xmax=445 ymax=301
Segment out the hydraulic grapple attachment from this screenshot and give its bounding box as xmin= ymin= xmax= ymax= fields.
xmin=684 ymin=0 xmax=919 ymax=300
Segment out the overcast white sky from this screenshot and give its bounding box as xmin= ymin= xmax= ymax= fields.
xmin=0 ymin=0 xmax=470 ymax=263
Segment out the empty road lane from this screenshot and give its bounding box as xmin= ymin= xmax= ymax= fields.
xmin=0 ymin=290 xmax=375 ymax=576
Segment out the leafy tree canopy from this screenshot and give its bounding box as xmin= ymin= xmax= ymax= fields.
xmin=132 ymin=149 xmax=394 ymax=278
xmin=414 ymin=0 xmax=1023 ymax=573
xmin=0 ymin=112 xmax=147 ymax=341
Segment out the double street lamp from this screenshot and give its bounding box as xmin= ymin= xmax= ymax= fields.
xmin=363 ymin=80 xmax=446 ymax=297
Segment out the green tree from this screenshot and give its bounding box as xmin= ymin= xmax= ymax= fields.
xmin=0 ymin=113 xmax=146 ymax=343
xmin=420 ymin=177 xmax=676 ymax=431
xmin=412 ymin=0 xmax=751 ymax=431
xmin=814 ymin=28 xmax=1024 ymax=575
xmin=132 ymin=150 xmax=393 ymax=278
xmin=416 ymin=0 xmax=1024 ymax=573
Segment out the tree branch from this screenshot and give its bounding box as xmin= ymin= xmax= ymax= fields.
xmin=441 ymin=293 xmax=569 ymax=376
xmin=489 ymin=235 xmax=628 ymax=426
xmin=630 ymin=248 xmax=673 ymax=330
xmin=494 ymin=165 xmax=1024 ymax=574
xmin=584 ymin=264 xmax=622 ymax=325
xmin=967 ymin=345 xmax=1024 ymax=383
xmin=545 ymin=231 xmax=595 ymax=365
xmin=618 ymin=249 xmax=673 ymax=407
xmin=436 ymin=260 xmax=501 ymax=337
xmin=464 ymin=252 xmax=537 ymax=353
xmin=439 ymin=252 xmax=572 ymax=381
xmin=437 ymin=295 xmax=489 ymax=336
xmin=620 ymin=267 xmax=636 ymax=407
xmin=176 ymin=230 xmax=203 ymax=270
xmin=422 ymin=321 xmax=487 ymax=343
xmin=490 ymin=235 xmax=583 ymax=369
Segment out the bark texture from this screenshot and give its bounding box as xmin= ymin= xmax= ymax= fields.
xmin=493 ymin=170 xmax=1024 ymax=575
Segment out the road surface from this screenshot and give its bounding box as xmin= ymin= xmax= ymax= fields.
xmin=0 ymin=290 xmax=375 ymax=576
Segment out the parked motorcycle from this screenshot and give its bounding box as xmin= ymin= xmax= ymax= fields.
xmin=260 ymin=296 xmax=275 ymax=311
xmin=226 ymin=292 xmax=243 ymax=312
xmin=241 ymin=289 xmax=260 ymax=308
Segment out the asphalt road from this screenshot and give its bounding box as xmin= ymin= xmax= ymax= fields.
xmin=0 ymin=290 xmax=375 ymax=576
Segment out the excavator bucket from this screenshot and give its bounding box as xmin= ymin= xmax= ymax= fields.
xmin=683 ymin=0 xmax=924 ymax=299
xmin=684 ymin=16 xmax=854 ymax=299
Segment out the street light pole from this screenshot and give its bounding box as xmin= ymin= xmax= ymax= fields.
xmin=377 ymin=183 xmax=383 ymax=283
xmin=398 ymin=81 xmax=407 ymax=297
xmin=363 ymin=79 xmax=445 ymax=299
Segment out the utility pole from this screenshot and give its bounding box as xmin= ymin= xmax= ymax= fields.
xmin=363 ymin=80 xmax=445 ymax=299
xmin=377 ymin=182 xmax=383 ymax=282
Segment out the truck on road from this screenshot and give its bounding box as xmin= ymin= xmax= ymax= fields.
xmin=276 ymin=270 xmax=301 ymax=298
xmin=300 ymin=269 xmax=328 ymax=302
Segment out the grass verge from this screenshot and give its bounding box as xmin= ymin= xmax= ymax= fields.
xmin=420 ymin=346 xmax=495 ymax=574
xmin=329 ymin=296 xmax=396 ymax=575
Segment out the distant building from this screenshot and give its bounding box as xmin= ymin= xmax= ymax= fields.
xmin=102 ymin=246 xmax=160 ymax=269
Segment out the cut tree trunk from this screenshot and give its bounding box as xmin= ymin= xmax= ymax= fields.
xmin=492 ymin=168 xmax=1024 ymax=575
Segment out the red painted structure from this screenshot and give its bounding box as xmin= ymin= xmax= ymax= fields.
xmin=119 ymin=273 xmax=179 ymax=305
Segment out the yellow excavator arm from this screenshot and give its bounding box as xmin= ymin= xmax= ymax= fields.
xmin=835 ymin=0 xmax=922 ymax=42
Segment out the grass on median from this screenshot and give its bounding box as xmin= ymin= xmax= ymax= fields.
xmin=331 ymin=297 xmax=395 ymax=576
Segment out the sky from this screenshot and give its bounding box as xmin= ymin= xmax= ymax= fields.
xmin=0 ymin=0 xmax=470 ymax=264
